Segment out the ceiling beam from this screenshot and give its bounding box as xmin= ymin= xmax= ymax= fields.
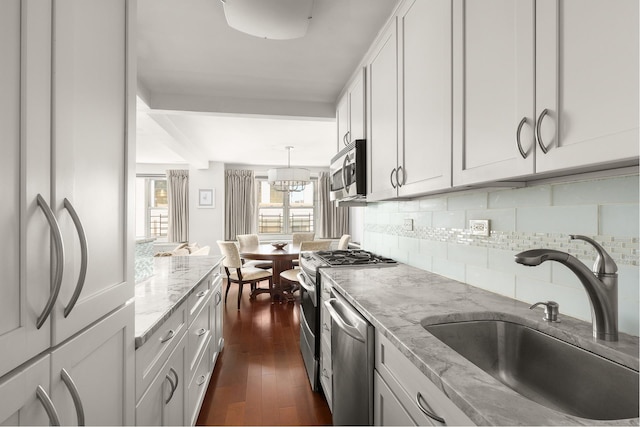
xmin=146 ymin=113 xmax=210 ymax=169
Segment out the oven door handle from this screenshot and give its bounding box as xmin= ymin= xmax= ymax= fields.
xmin=324 ymin=298 xmax=366 ymax=343
xmin=297 ymin=272 xmax=316 ymax=296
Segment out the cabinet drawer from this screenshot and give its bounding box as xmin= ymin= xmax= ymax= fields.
xmin=136 ymin=305 xmax=187 ymax=402
xmin=375 ymin=331 xmax=474 ymax=426
xmin=187 ymin=294 xmax=212 ymax=383
xmin=187 ymin=340 xmax=211 ymax=426
xmin=320 ymin=302 xmax=332 ymax=350
xmin=187 ymin=274 xmax=214 ymax=325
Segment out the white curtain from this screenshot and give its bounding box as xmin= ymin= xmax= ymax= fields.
xmin=317 ymin=172 xmax=349 ymax=238
xmin=225 ymin=169 xmax=256 ymax=240
xmin=167 ymin=169 xmax=189 ymax=242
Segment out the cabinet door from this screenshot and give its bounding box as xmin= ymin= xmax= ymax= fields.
xmin=535 ymin=0 xmax=639 ymax=172
xmin=374 ymin=371 xmax=418 ymax=426
xmin=0 ymin=356 xmax=51 ymax=426
xmin=50 ymin=0 xmax=131 ymax=344
xmin=398 ymin=0 xmax=452 ymax=196
xmin=0 ymin=0 xmax=52 ymax=379
xmin=50 ymin=303 xmax=135 ymax=426
xmin=349 ymin=68 xmax=366 ymax=143
xmin=136 ymin=334 xmax=188 ymax=426
xmin=368 ymin=19 xmax=400 ymax=201
xmin=452 ymin=0 xmax=535 ymax=186
xmin=337 ymin=94 xmax=350 ymax=152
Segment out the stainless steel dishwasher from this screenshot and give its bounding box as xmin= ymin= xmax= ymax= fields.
xmin=324 ymin=288 xmax=374 ymax=426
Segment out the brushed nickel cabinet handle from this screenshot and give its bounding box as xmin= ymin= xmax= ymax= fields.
xmin=196 ymin=290 xmax=206 ymax=298
xmin=36 ymin=385 xmax=61 ymax=426
xmin=36 ymin=194 xmax=65 ymax=330
xmin=390 ymin=168 xmax=397 ymax=189
xmin=61 ymin=368 xmax=85 ymax=426
xmin=416 ymin=392 xmax=445 ymax=424
xmin=536 ymin=108 xmax=550 ymax=154
xmin=197 ymin=328 xmax=207 ymax=336
xmin=196 ymin=374 xmax=207 ymax=386
xmin=516 ymin=116 xmax=528 ymax=159
xmin=396 ymin=165 xmax=405 ymax=187
xmin=160 ymin=329 xmax=175 ymax=343
xmin=62 ymin=198 xmax=87 ymax=318
xmin=164 ymin=373 xmax=176 ymax=404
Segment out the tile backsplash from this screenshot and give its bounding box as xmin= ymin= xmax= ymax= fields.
xmin=363 ymin=173 xmax=639 ymax=336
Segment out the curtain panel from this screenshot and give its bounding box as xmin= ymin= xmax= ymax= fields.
xmin=317 ymin=172 xmax=349 ymax=238
xmin=166 ymin=169 xmax=189 ymax=242
xmin=225 ymin=169 xmax=256 ymax=240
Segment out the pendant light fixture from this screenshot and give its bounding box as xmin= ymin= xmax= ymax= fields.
xmin=220 ymin=0 xmax=314 ymax=40
xmin=268 ymin=146 xmax=310 ymax=192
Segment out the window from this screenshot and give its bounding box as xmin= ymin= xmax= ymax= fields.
xmin=135 ymin=175 xmax=168 ymax=240
xmin=257 ymin=178 xmax=315 ymax=235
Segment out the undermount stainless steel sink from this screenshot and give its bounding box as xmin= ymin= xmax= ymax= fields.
xmin=422 ymin=319 xmax=639 ymax=421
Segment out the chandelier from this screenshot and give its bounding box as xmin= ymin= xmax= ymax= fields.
xmin=268 ymin=146 xmax=310 ymax=192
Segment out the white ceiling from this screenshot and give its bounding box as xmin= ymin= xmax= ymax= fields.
xmin=136 ymin=0 xmax=398 ymax=167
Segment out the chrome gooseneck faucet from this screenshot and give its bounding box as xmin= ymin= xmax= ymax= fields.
xmin=514 ymin=235 xmax=618 ymax=341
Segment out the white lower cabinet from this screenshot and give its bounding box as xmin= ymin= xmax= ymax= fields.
xmin=319 ymin=278 xmax=333 ymax=411
xmin=0 ymin=356 xmax=51 ymax=426
xmin=374 ymin=331 xmax=474 ymax=426
xmin=136 ymin=333 xmax=187 ymax=426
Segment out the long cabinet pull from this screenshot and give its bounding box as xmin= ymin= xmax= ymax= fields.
xmin=61 ymin=368 xmax=85 ymax=426
xmin=160 ymin=329 xmax=175 ymax=343
xmin=164 ymin=373 xmax=176 ymax=404
xmin=390 ymin=168 xmax=397 ymax=189
xmin=535 ymin=108 xmax=550 ymax=154
xmin=36 ymin=385 xmax=61 ymax=426
xmin=416 ymin=392 xmax=445 ymax=424
xmin=62 ymin=198 xmax=88 ymax=318
xmin=396 ymin=166 xmax=405 ymax=187
xmin=215 ymin=291 xmax=222 ymax=306
xmin=36 ymin=194 xmax=65 ymax=330
xmin=516 ymin=117 xmax=528 ymax=159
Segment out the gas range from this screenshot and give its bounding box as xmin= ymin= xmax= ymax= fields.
xmin=300 ymin=249 xmax=397 ymax=280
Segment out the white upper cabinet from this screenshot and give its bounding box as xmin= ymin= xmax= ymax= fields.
xmin=367 ymin=20 xmax=400 ymax=201
xmin=535 ymin=0 xmax=639 ymax=172
xmin=452 ymin=0 xmax=535 ymax=186
xmin=398 ymin=0 xmax=452 ymax=196
xmin=337 ymin=68 xmax=366 ymax=152
xmin=0 ymin=0 xmax=53 ymax=379
xmin=51 ymin=0 xmax=131 ymax=344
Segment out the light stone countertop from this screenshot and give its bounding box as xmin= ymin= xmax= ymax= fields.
xmin=320 ymin=263 xmax=640 ymax=426
xmin=134 ymin=255 xmax=223 ymax=349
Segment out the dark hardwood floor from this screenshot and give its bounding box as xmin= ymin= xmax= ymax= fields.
xmin=196 ymin=280 xmax=333 ymax=426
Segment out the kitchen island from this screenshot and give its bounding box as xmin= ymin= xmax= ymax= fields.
xmin=134 ymin=255 xmax=224 ymax=426
xmin=320 ymin=263 xmax=639 ymax=426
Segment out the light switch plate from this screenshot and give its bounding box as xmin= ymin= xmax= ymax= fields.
xmin=404 ymin=218 xmax=414 ymax=231
xmin=469 ymin=219 xmax=490 ymax=236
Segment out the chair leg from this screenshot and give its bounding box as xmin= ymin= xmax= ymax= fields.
xmin=237 ymin=283 xmax=244 ymax=310
xmin=224 ymin=281 xmax=231 ymax=304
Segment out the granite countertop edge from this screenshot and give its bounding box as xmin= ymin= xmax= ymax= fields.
xmin=320 ymin=263 xmax=639 ymax=426
xmin=134 ymin=256 xmax=224 ymax=349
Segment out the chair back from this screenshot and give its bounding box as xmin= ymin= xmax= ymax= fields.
xmin=292 ymin=232 xmax=315 ymax=245
xmin=217 ymin=241 xmax=242 ymax=269
xmin=236 ymin=234 xmax=259 ymax=251
xmin=300 ymin=240 xmax=331 ymax=252
xmin=337 ymin=234 xmax=351 ymax=250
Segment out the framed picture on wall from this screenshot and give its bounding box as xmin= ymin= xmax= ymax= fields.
xmin=198 ymin=189 xmax=215 ymax=208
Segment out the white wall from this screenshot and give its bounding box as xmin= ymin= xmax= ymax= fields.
xmin=362 ymin=172 xmax=640 ymax=337
xmin=189 ymin=162 xmax=225 ymax=253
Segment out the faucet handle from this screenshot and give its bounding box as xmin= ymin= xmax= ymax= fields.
xmin=570 ymin=235 xmax=618 ymax=276
xmin=530 ymin=301 xmax=560 ymax=322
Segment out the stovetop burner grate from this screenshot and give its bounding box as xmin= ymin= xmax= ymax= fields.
xmin=315 ymin=249 xmax=396 ymax=266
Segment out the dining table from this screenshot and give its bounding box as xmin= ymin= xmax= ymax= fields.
xmin=239 ymin=243 xmax=301 ymax=301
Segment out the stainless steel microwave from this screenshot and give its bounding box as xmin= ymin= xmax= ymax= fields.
xmin=330 ymin=139 xmax=366 ymax=203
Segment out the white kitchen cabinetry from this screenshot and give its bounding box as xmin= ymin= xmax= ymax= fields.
xmin=453 ymin=0 xmax=638 ymax=186
xmin=535 ymin=0 xmax=639 ymax=172
xmin=452 ymin=0 xmax=535 ymax=186
xmin=319 ymin=279 xmax=333 ymax=411
xmin=397 ymin=0 xmax=452 ymax=196
xmin=367 ymin=19 xmax=400 ymax=201
xmin=367 ymin=0 xmax=453 ymax=202
xmin=337 ymin=68 xmax=366 ymax=152
xmin=136 ymin=333 xmax=188 ymax=426
xmin=50 ymin=304 xmax=135 ymax=426
xmin=210 ymin=277 xmax=225 ymax=367
xmin=374 ymin=332 xmax=474 ymax=426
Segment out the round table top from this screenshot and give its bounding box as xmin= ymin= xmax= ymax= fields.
xmin=240 ymin=243 xmax=301 ymax=261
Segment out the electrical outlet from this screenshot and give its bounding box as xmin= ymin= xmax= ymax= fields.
xmin=404 ymin=218 xmax=414 ymax=231
xmin=469 ymin=219 xmax=490 ymax=236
